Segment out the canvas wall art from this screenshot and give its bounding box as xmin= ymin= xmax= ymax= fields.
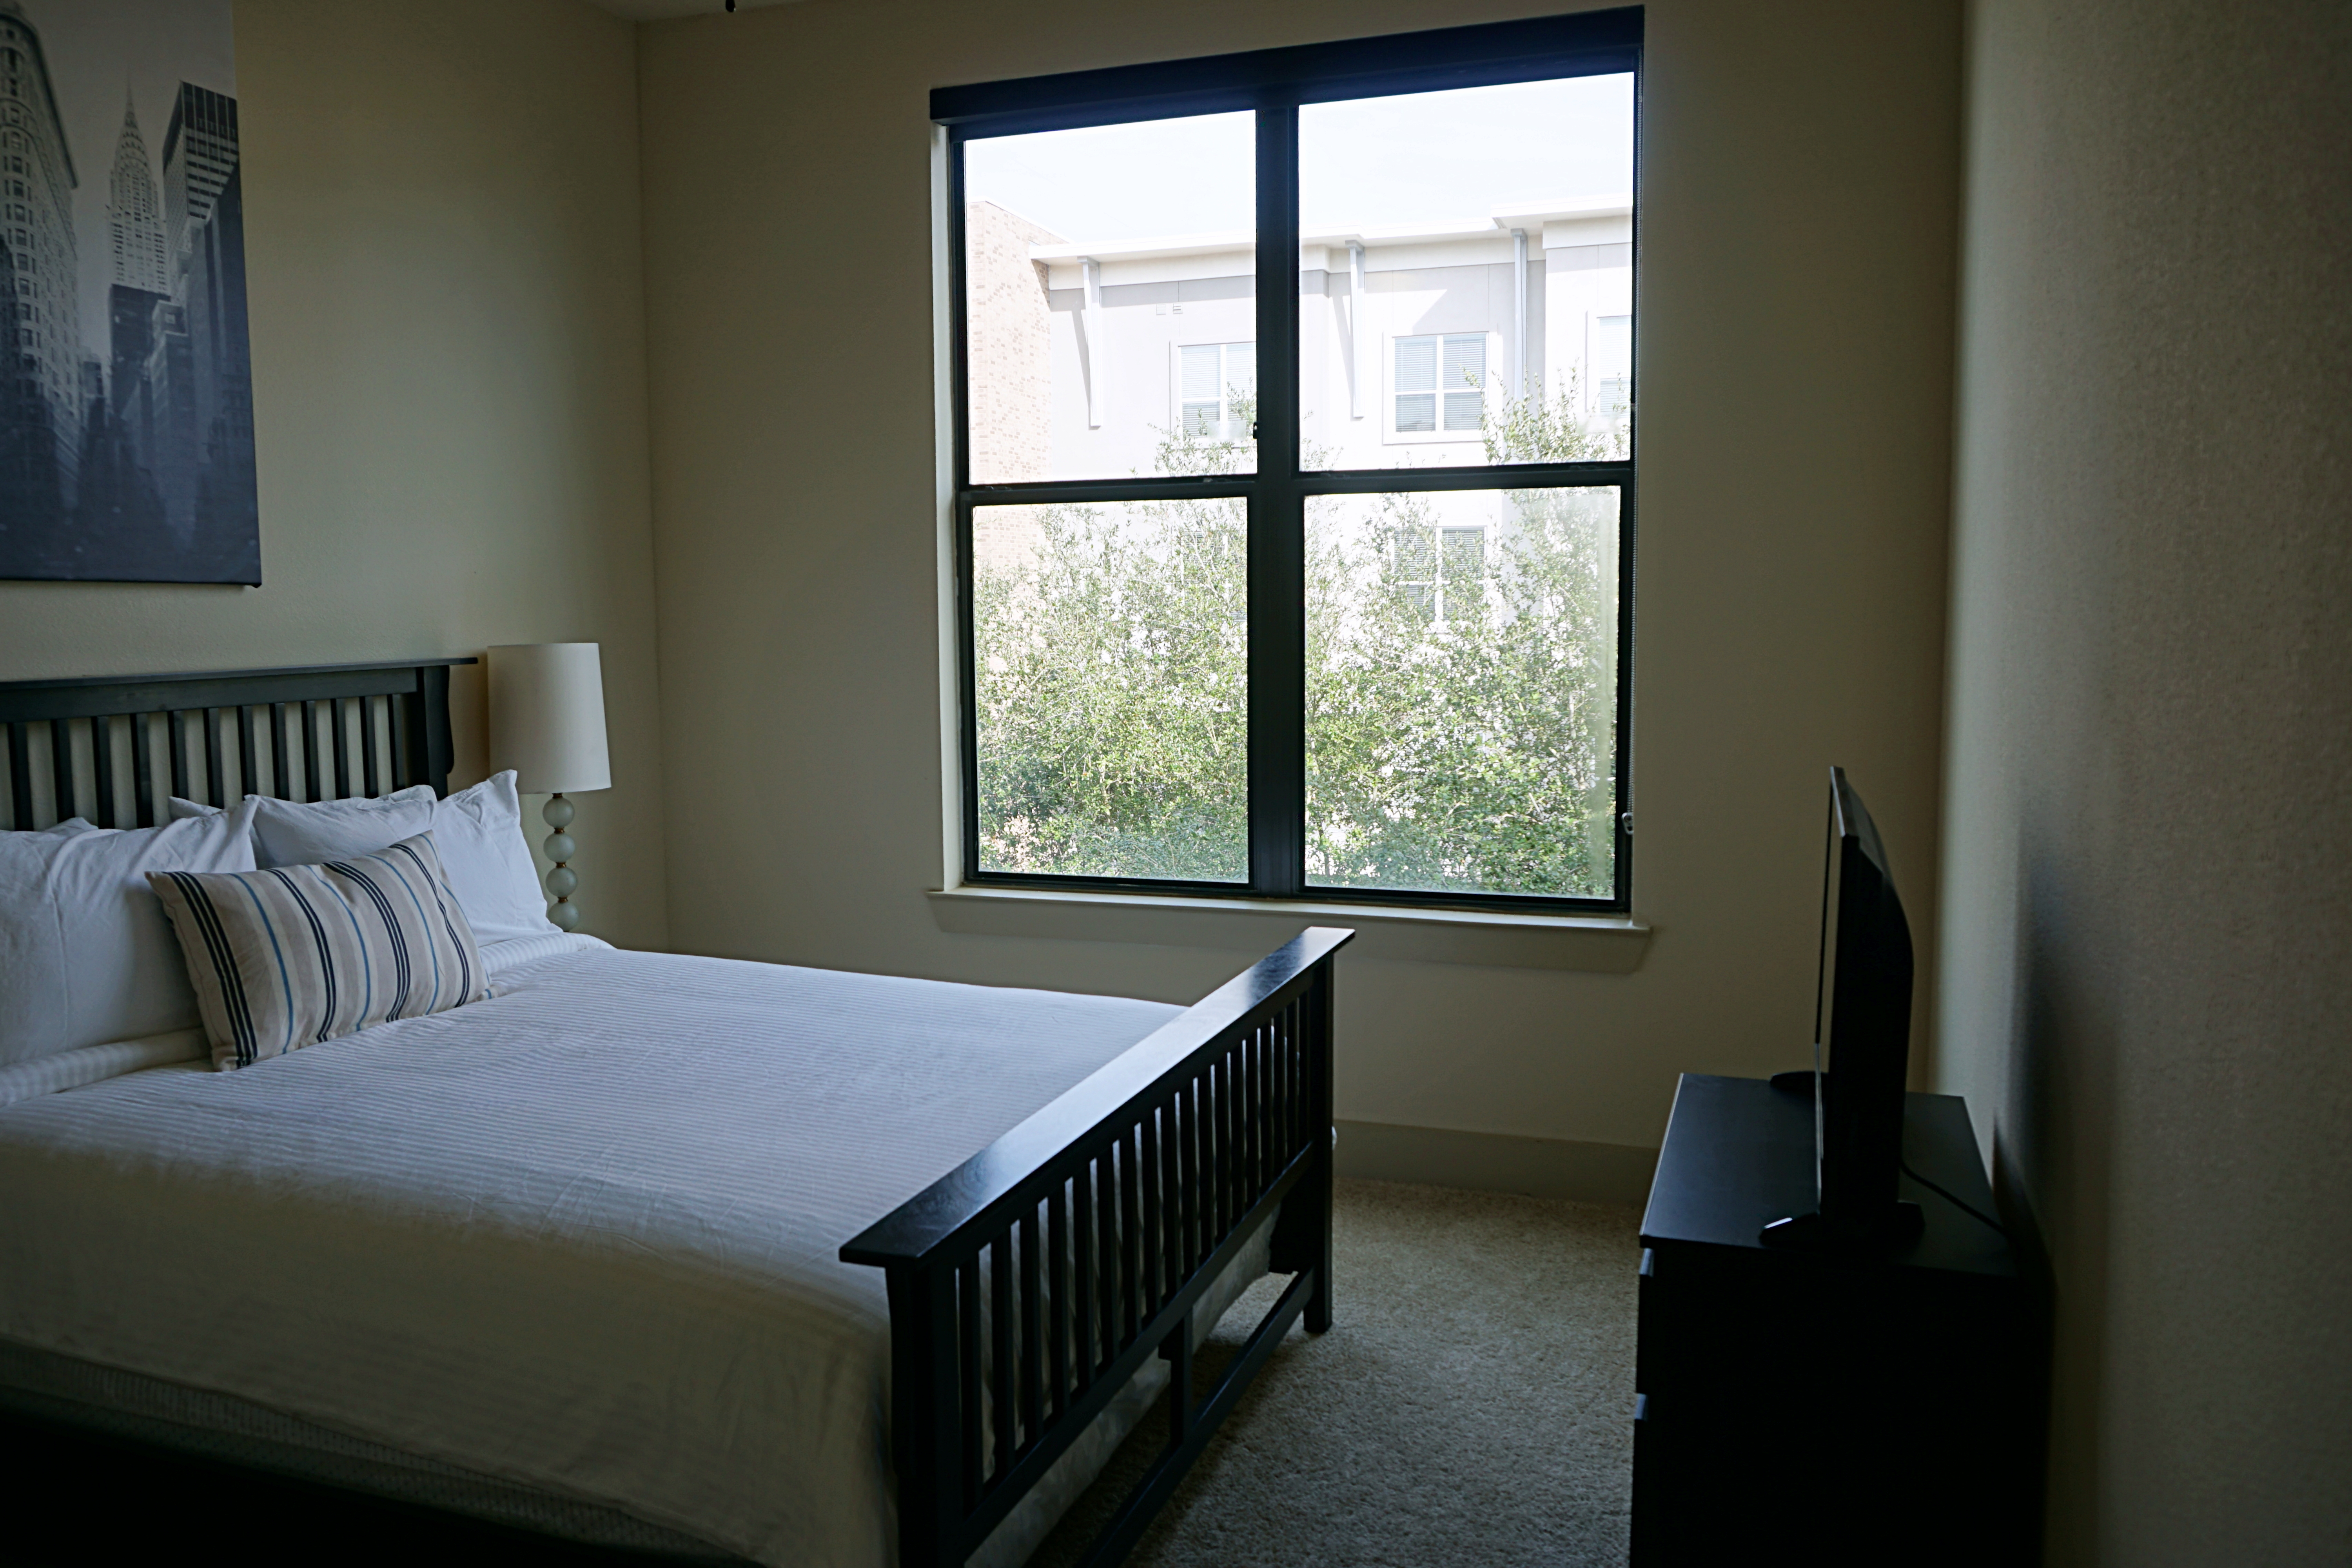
xmin=0 ymin=0 xmax=255 ymax=584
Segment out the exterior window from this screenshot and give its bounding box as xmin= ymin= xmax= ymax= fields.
xmin=944 ymin=10 xmax=1638 ymax=910
xmin=1397 ymin=523 xmax=1487 ymax=623
xmin=1591 ymin=313 xmax=1632 ymax=420
xmin=1394 ymin=334 xmax=1488 ymax=434
xmin=1179 ymin=341 xmax=1255 ymax=439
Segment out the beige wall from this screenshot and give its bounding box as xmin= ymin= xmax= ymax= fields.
xmin=637 ymin=0 xmax=1958 ymax=1163
xmin=0 ymin=0 xmax=669 ymax=952
xmin=1938 ymin=0 xmax=2352 ymax=1560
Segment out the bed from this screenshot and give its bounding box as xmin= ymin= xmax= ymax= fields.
xmin=0 ymin=659 xmax=1349 ymax=1567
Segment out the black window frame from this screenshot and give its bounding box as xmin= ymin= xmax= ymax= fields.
xmin=940 ymin=7 xmax=1641 ymax=915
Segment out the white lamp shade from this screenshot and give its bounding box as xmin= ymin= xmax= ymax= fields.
xmin=488 ymin=643 xmax=612 ymax=794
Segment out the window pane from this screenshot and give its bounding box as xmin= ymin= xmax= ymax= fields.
xmin=1440 ymin=524 xmax=1486 ymax=578
xmin=1181 ymin=343 xmax=1220 ymax=401
xmin=1395 ymin=335 xmax=1436 ymax=392
xmin=973 ymin=498 xmax=1248 ymax=882
xmin=1442 ymin=334 xmax=1485 ymax=390
xmin=964 ymin=113 xmax=1255 ymax=484
xmin=1306 ymin=486 xmax=1620 ymax=897
xmin=1298 ymin=75 xmax=1634 ymax=470
xmin=1591 ymin=313 xmax=1633 ymax=423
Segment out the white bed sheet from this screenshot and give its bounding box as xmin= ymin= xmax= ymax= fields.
xmin=0 ymin=938 xmax=1192 ymax=1566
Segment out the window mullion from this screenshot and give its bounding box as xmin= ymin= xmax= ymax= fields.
xmin=1247 ymin=98 xmax=1304 ymax=898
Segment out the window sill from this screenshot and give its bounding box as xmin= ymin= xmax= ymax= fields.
xmin=926 ymin=886 xmax=1651 ymax=973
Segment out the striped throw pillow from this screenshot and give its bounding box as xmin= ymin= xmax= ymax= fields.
xmin=147 ymin=832 xmax=493 ymax=1071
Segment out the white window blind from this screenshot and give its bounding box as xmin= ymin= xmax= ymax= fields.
xmin=1394 ymin=333 xmax=1488 ymax=434
xmin=1591 ymin=314 xmax=1632 ymax=421
xmin=1180 ymin=341 xmax=1256 ymax=439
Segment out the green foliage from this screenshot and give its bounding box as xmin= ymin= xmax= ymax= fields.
xmin=973 ymin=417 xmax=1250 ymax=880
xmin=975 ymin=378 xmax=1626 ymax=898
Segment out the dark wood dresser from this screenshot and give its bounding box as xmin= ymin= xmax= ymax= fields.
xmin=1631 ymin=1074 xmax=2038 ymax=1564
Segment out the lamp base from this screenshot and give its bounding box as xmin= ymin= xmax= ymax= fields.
xmin=543 ymin=793 xmax=581 ymax=932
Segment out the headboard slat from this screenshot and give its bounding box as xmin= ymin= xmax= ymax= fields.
xmin=203 ymin=708 xmax=227 ymax=810
xmin=7 ymin=722 xmax=31 ymax=830
xmin=167 ymin=710 xmax=190 ymax=803
xmin=0 ymin=660 xmax=473 ymax=831
xmin=271 ymin=703 xmax=293 ymax=801
xmin=303 ymin=702 xmax=316 ymax=799
xmin=238 ymin=706 xmax=261 ymax=801
xmin=49 ymin=719 xmax=73 ymax=823
xmin=362 ymin=697 xmax=383 ymax=797
xmin=132 ymin=715 xmax=156 ymax=828
xmin=92 ymin=716 xmax=117 ymax=830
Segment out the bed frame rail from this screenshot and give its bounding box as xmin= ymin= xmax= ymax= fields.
xmin=842 ymin=925 xmax=1352 ymax=1568
xmin=0 ymin=659 xmax=472 ymax=829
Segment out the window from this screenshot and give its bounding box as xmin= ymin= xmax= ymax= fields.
xmin=1179 ymin=341 xmax=1255 ymax=440
xmin=1390 ymin=332 xmax=1490 ymax=437
xmin=943 ymin=10 xmax=1638 ymax=911
xmin=1591 ymin=313 xmax=1632 ymax=421
xmin=1397 ymin=522 xmax=1486 ymax=624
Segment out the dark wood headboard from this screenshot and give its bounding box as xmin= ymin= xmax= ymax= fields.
xmin=0 ymin=659 xmax=475 ymax=831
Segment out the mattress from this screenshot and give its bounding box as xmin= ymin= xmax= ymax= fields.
xmin=0 ymin=936 xmax=1257 ymax=1566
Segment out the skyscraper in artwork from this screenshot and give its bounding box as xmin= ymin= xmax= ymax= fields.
xmin=0 ymin=0 xmax=83 ymax=559
xmin=163 ymin=82 xmax=234 ymax=270
xmin=140 ymin=80 xmax=252 ymax=574
xmin=108 ymin=92 xmax=167 ymax=294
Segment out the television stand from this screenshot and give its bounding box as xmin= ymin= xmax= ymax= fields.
xmin=1631 ymin=1074 xmax=2037 ymax=1564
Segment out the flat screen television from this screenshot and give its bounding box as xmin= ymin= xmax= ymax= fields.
xmin=1762 ymin=767 xmax=1923 ymax=1252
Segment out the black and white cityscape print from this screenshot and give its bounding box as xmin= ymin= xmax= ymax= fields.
xmin=0 ymin=0 xmax=255 ymax=584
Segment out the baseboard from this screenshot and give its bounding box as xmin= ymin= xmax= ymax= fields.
xmin=1334 ymin=1120 xmax=1659 ymax=1207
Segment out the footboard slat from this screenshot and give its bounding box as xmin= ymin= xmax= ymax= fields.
xmin=1139 ymin=1108 xmax=1161 ymax=1315
xmin=1075 ymin=1157 xmax=1097 ymax=1387
xmin=1019 ymin=1209 xmax=1042 ymax=1455
xmin=1049 ymin=1180 xmax=1071 ymax=1421
xmin=958 ymin=1260 xmax=983 ymax=1504
xmin=1162 ymin=1096 xmax=1181 ymax=1306
xmin=1094 ymin=1141 xmax=1116 ymax=1376
xmin=844 ymin=926 xmax=1352 ymax=1568
xmin=990 ymin=1233 xmax=1013 ymax=1481
xmin=1124 ymin=1125 xmax=1146 ymax=1345
xmin=1223 ymin=1048 xmax=1242 ymax=1241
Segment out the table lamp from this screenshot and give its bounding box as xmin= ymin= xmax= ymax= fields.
xmin=488 ymin=643 xmax=612 ymax=932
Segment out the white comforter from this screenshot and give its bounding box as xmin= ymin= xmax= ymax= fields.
xmin=0 ymin=939 xmax=1182 ymax=1565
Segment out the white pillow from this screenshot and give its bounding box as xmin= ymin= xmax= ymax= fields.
xmin=426 ymin=772 xmax=562 ymax=943
xmin=242 ymin=786 xmax=438 ymax=867
xmin=171 ymin=772 xmax=557 ymax=943
xmin=0 ymin=800 xmax=261 ymax=1067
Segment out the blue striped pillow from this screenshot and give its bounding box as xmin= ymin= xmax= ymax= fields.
xmin=147 ymin=832 xmax=493 ymax=1071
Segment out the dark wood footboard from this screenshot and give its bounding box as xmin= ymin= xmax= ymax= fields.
xmin=842 ymin=926 xmax=1352 ymax=1568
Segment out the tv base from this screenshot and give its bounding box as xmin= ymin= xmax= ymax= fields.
xmin=1759 ymin=1201 xmax=1924 ymax=1253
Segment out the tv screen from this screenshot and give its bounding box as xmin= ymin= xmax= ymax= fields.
xmin=1766 ymin=766 xmax=1920 ymax=1250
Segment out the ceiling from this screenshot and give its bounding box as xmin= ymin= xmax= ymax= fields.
xmin=586 ymin=0 xmax=800 ymax=19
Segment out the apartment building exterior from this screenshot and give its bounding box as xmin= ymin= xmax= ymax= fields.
xmin=967 ymin=195 xmax=1632 ymax=486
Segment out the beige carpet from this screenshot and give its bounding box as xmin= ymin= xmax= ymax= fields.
xmin=1029 ymin=1180 xmax=1642 ymax=1568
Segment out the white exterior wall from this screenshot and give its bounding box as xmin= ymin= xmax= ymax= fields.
xmin=1030 ymin=206 xmax=1631 ymax=482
